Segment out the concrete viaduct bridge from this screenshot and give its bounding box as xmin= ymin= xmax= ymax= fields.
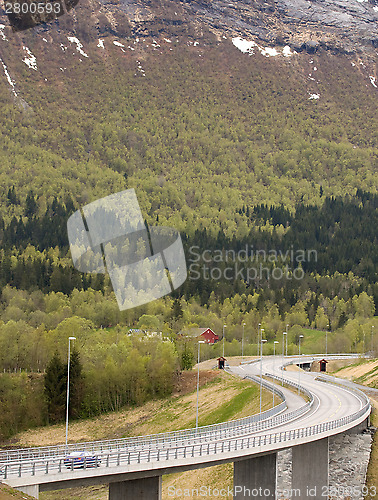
xmin=0 ymin=354 xmax=371 ymax=500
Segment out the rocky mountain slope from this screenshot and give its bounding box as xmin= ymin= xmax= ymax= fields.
xmin=0 ymin=0 xmax=376 ymax=104
xmin=6 ymin=0 xmax=377 ymax=52
xmin=0 ymin=0 xmax=377 ymax=100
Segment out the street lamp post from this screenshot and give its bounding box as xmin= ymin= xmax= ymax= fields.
xmin=282 ymin=332 xmax=287 ymax=386
xmin=65 ymin=336 xmax=76 ymax=449
xmin=222 ymin=324 xmax=227 ymax=358
xmin=285 ymin=325 xmax=288 ymax=356
xmin=257 ymin=323 xmax=261 ymax=357
xmin=259 ymin=338 xmax=267 ymax=414
xmin=372 ymin=325 xmax=375 ymax=356
xmin=242 ymin=322 xmax=246 ymax=361
xmin=273 ymin=341 xmax=279 ymax=407
xmin=196 ymin=340 xmax=205 ymax=432
xmin=260 ymin=328 xmax=264 ymax=363
xmin=298 ymin=335 xmax=304 ymax=395
xmin=326 ymin=323 xmax=330 ymax=356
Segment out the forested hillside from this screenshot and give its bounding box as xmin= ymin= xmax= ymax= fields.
xmin=0 ymin=1 xmax=377 ymax=443
xmin=0 ymin=42 xmax=377 ymax=231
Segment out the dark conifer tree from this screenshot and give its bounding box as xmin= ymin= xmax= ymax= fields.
xmin=172 ymin=298 xmax=183 ymax=320
xmin=25 ymin=191 xmax=37 ymax=218
xmin=44 ymin=352 xmax=67 ymax=424
xmin=68 ymin=349 xmax=84 ymax=419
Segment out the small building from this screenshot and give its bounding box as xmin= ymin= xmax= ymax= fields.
xmin=200 ymin=328 xmax=219 ymax=344
xmin=319 ymin=359 xmax=328 ymax=372
xmin=217 ymin=357 xmax=227 ymax=369
xmin=178 ymin=327 xmax=219 ymax=345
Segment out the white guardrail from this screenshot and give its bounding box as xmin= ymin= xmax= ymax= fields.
xmin=0 ymin=394 xmax=287 ymax=465
xmin=0 ymin=371 xmax=370 ymax=480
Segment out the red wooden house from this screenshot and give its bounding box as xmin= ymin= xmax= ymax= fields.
xmin=199 ymin=328 xmax=219 ymax=344
xmin=178 ymin=327 xmax=219 ymax=345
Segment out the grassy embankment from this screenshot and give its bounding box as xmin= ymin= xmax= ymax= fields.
xmin=0 ymin=484 xmax=35 ymax=500
xmin=5 ymin=364 xmax=274 ymax=500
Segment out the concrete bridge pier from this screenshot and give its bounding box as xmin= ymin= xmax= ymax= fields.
xmin=109 ymin=475 xmax=162 ymax=500
xmin=234 ymin=453 xmax=276 ymax=499
xmin=292 ymin=437 xmax=329 ymax=499
xmin=17 ymin=485 xmax=39 ymax=499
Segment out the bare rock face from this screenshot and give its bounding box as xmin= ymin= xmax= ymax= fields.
xmin=177 ymin=0 xmax=378 ymax=53
xmin=275 ymin=0 xmax=378 ymax=51
xmin=1 ymin=0 xmax=377 ymax=52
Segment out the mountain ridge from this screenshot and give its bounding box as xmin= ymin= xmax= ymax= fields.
xmin=0 ymin=0 xmax=376 ymax=108
xmin=1 ymin=0 xmax=378 ymax=51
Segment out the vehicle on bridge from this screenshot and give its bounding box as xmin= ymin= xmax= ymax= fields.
xmin=63 ymin=451 xmax=101 ymax=469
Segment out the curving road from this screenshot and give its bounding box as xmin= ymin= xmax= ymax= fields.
xmin=0 ymin=354 xmax=371 ymax=499
xmin=231 ymin=355 xmax=368 ymax=433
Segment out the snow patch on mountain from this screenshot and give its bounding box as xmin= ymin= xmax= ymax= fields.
xmin=260 ymin=47 xmax=279 ymax=57
xmin=232 ymin=37 xmax=257 ymax=54
xmin=283 ymin=46 xmax=295 ymax=57
xmin=67 ymin=36 xmax=88 ymax=58
xmin=0 ymin=24 xmax=7 ymax=41
xmin=232 ymin=37 xmax=295 ymax=58
xmin=23 ymin=47 xmax=37 ymax=71
xmin=1 ymin=58 xmax=17 ymax=96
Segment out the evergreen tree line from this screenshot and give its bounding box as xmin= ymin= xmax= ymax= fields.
xmin=180 ymin=190 xmax=378 ymax=309
xmin=1 ymin=191 xmax=75 ymax=251
xmin=0 ymin=190 xmax=376 ymax=312
xmin=192 ymin=189 xmax=377 ymax=279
